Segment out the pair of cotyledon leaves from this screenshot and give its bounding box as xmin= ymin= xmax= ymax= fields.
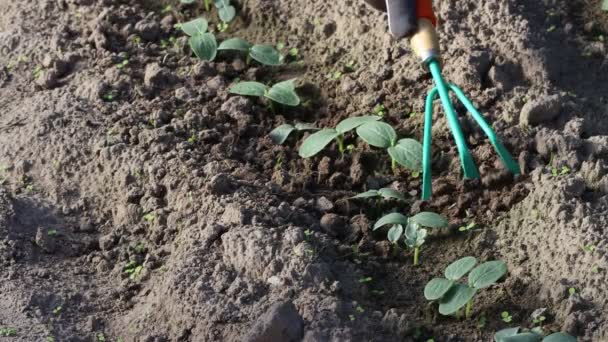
xmin=229 ymin=79 xmax=300 ymax=107
xmin=373 ymin=211 xmax=448 ymax=246
xmin=179 ymin=0 xmax=236 ymax=23
xmin=181 ymin=18 xmax=281 ymax=64
xmin=298 ymin=116 xmax=423 ymax=171
xmin=424 ymin=256 xmax=508 ymax=315
xmin=494 ymin=327 xmax=576 ymax=342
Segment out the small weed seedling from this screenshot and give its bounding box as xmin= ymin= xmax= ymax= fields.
xmin=549 ymin=154 xmax=570 ymax=177
xmin=459 ymin=222 xmax=477 ymax=232
xmin=568 ymin=287 xmax=577 ymax=296
xmin=501 ymin=311 xmax=513 ymax=323
xmin=351 ymin=188 xmax=406 ymax=202
xmin=374 ymin=212 xmax=448 ymax=265
xmin=494 ymin=327 xmax=576 ymax=342
xmin=424 ymin=256 xmax=507 ymax=319
xmin=298 ymin=116 xmax=381 ymax=157
xmin=53 ymin=305 xmax=63 ymax=315
xmin=230 ymin=79 xmax=300 ymax=107
xmin=373 ymin=104 xmax=386 ymax=117
xmin=269 ymin=122 xmax=317 ymax=144
xmin=124 ymin=261 xmax=144 ymax=280
xmin=218 ymin=38 xmax=282 ymax=66
xmin=355 ymin=120 xmax=423 ymax=173
xmin=0 ymin=328 xmax=17 ymax=337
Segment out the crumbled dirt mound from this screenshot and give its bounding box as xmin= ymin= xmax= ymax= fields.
xmin=0 ymin=0 xmax=607 ymax=341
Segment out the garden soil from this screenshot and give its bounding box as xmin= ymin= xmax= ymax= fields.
xmin=1 ymin=0 xmax=607 ymax=341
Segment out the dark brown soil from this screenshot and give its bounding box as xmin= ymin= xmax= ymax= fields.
xmin=1 ymin=0 xmax=607 ymax=341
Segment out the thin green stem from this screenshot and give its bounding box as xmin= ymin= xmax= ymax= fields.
xmin=465 ymin=299 xmax=473 ymax=319
xmin=246 ymin=54 xmax=252 ymax=66
xmin=391 ymin=158 xmax=397 ymax=173
xmin=337 ymin=136 xmax=345 ymax=156
xmin=413 ymin=247 xmax=420 ymax=266
xmin=204 ymin=0 xmax=210 ymax=11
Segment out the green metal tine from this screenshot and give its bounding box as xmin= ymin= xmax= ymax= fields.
xmin=422 ymin=87 xmax=438 ymax=201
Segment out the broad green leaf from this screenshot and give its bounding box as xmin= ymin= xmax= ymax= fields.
xmin=603 ymin=0 xmax=608 ymax=11
xmin=387 ymin=225 xmax=403 ymax=243
xmin=388 ymin=138 xmax=423 ymax=171
xmin=356 ymin=121 xmax=397 ymax=148
xmin=189 ymin=33 xmax=217 ymax=61
xmin=250 ymin=44 xmax=283 ymax=66
xmin=218 ymin=38 xmax=251 ymax=52
xmin=500 ymin=334 xmax=541 ymax=342
xmin=494 ymin=327 xmax=522 ymax=342
xmin=269 ymin=124 xmax=295 ymax=144
xmin=218 ymin=5 xmax=236 ymax=22
xmin=410 ymin=212 xmax=448 ymax=228
xmin=181 ymin=18 xmax=208 ymax=36
xmin=542 ymin=333 xmax=577 ymax=342
xmin=294 ymin=123 xmax=317 ymax=131
xmin=405 ymin=224 xmax=426 ymax=248
xmin=469 ymin=261 xmax=508 ymax=289
xmin=229 ymin=81 xmax=267 ymax=96
xmin=378 ymin=188 xmax=406 ymax=201
xmin=298 ymin=129 xmax=339 ymax=158
xmin=438 ymin=284 xmax=476 ymax=315
xmin=335 ymin=116 xmax=382 ymax=135
xmin=214 ymin=0 xmax=230 ymax=7
xmin=424 ymin=278 xmax=454 ymax=300
xmin=445 ymin=256 xmax=477 ymax=281
xmin=267 ymin=79 xmax=300 ymax=106
xmin=351 ymin=190 xmax=380 ymax=199
xmin=374 ymin=213 xmax=408 ymax=230
xmin=180 ymin=0 xmax=197 ymax=3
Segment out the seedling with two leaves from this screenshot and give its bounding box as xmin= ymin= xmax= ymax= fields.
xmin=355 ymin=120 xmax=423 ymax=173
xmin=494 ymin=327 xmax=576 ymax=342
xmin=298 ymin=116 xmax=381 ymax=157
xmin=424 ymin=256 xmax=507 ymax=319
xmin=229 ymin=79 xmax=300 ymax=108
xmin=374 ymin=212 xmax=448 ymax=265
xmin=214 ymin=0 xmax=236 ymax=31
xmin=351 ymin=188 xmax=406 ymax=202
xmin=218 ymin=38 xmax=282 ymax=65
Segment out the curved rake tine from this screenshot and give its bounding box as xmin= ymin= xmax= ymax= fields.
xmin=422 ymin=87 xmax=438 ymax=201
xmin=448 ymin=84 xmax=521 ymax=175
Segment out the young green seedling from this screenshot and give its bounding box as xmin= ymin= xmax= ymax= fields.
xmin=218 ymin=38 xmax=282 ymax=66
xmin=298 ymin=116 xmax=381 ymax=158
xmin=374 ymin=212 xmax=448 ymax=265
xmin=501 ymin=311 xmax=513 ymax=323
xmin=229 ymin=79 xmax=300 ymax=108
xmin=124 ymin=261 xmax=144 ymax=280
xmin=351 ymin=188 xmax=406 ymax=202
xmin=424 ymin=256 xmax=508 ymax=319
xmin=215 ymin=0 xmax=236 ymax=26
xmin=494 ymin=327 xmax=576 ymax=342
xmin=180 ymin=18 xmax=217 ymax=61
xmin=459 ymin=222 xmax=477 ymax=232
xmin=355 ymin=121 xmax=423 ymax=173
xmin=269 ymin=122 xmax=317 ymax=144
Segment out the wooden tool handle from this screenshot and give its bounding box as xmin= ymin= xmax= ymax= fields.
xmin=410 ymin=18 xmax=440 ymax=63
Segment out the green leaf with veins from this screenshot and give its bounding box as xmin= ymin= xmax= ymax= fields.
xmin=266 ymin=79 xmax=300 ymax=106
xmin=374 ymin=213 xmax=408 ymax=230
xmin=409 ymin=212 xmax=448 ymax=228
xmin=181 ymin=18 xmax=208 ymax=36
xmin=445 ymin=256 xmax=477 ymax=281
xmin=218 ymin=38 xmax=251 ymax=52
xmin=229 ymin=81 xmax=267 ymax=96
xmin=377 ymin=188 xmax=406 ymax=201
xmin=468 ymin=260 xmax=508 ymax=289
xmin=189 ymin=33 xmax=217 ymax=61
xmin=298 ymin=129 xmax=339 ymax=158
xmin=351 ymin=189 xmax=380 ymax=199
xmin=387 ymin=224 xmax=403 ymax=243
xmin=250 ymin=44 xmax=283 ymax=65
xmin=542 ymin=333 xmax=577 ymax=342
xmin=294 ymin=123 xmax=317 ymax=131
xmin=335 ymin=115 xmax=381 ymax=134
xmin=438 ymin=284 xmax=476 ymax=315
xmin=218 ymin=5 xmax=236 ymax=22
xmin=404 ymin=223 xmax=426 ymax=248
xmin=356 ymin=121 xmax=397 ymax=148
xmin=388 ymin=138 xmax=423 ymax=171
xmin=424 ymin=278 xmax=454 ymax=300
xmin=269 ymin=124 xmax=295 ymax=144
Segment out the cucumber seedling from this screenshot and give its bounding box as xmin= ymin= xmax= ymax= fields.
xmin=373 ymin=212 xmax=448 ymax=265
xmin=424 ymin=256 xmax=508 ymax=319
xmin=214 ymin=0 xmax=236 ymax=32
xmin=298 ymin=116 xmax=381 ymax=158
xmin=494 ymin=327 xmax=576 ymax=342
xmin=270 ymin=122 xmax=317 ymax=144
xmin=351 ymin=188 xmax=406 ymax=202
xmin=355 ymin=120 xmax=423 ymax=173
xmin=218 ymin=38 xmax=282 ymax=66
xmin=180 ymin=18 xmax=217 ymax=61
xmin=229 ymin=79 xmax=300 ymax=108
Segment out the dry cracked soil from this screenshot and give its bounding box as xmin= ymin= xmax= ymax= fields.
xmin=1 ymin=0 xmax=608 ymax=341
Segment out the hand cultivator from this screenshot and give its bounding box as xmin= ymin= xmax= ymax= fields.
xmin=409 ymin=19 xmax=521 ymax=200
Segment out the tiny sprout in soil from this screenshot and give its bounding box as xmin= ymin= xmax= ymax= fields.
xmin=124 ymin=261 xmax=144 ymax=280
xmin=269 ymin=122 xmax=317 ymax=144
xmin=218 ymin=38 xmax=283 ymax=65
xmin=501 ymin=311 xmax=513 ymax=323
xmin=373 ymin=104 xmax=386 ymax=117
xmin=494 ymin=327 xmax=576 ymax=342
xmin=351 ymin=187 xmax=406 ymax=202
xmin=374 ymin=212 xmax=448 ymax=265
xmin=0 ymin=328 xmax=17 ymax=337
xmin=459 ymin=222 xmax=477 ymax=232
xmin=229 ymin=79 xmax=300 ymax=107
xmin=424 ymin=256 xmax=508 ymax=318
